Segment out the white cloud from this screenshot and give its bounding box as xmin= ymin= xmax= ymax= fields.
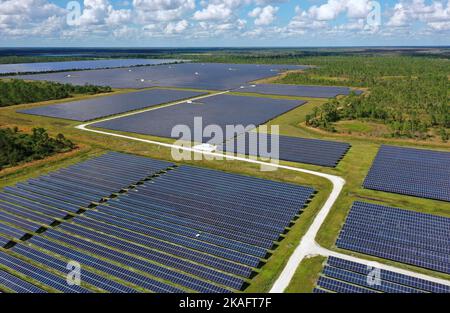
xmin=164 ymin=19 xmax=189 ymax=34
xmin=133 ymin=0 xmax=195 ymax=22
xmin=387 ymin=0 xmax=450 ymax=29
xmin=193 ymin=4 xmax=233 ymax=21
xmin=249 ymin=5 xmax=278 ymax=26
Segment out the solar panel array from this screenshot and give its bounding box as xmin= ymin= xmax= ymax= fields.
xmin=363 ymin=145 xmax=450 ymax=202
xmin=0 ymin=59 xmax=183 ymax=74
xmin=315 ymin=256 xmax=450 ymax=293
xmin=220 ymin=133 xmax=351 ymax=167
xmin=0 ymin=152 xmax=315 ymax=293
xmin=92 ymin=94 xmax=306 ymax=144
xmin=10 ymin=63 xmax=308 ymax=90
xmin=336 ymin=201 xmax=450 ymax=274
xmin=18 ymin=89 xmax=205 ymax=122
xmin=237 ymin=84 xmax=363 ymax=98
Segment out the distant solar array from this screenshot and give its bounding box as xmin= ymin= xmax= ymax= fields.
xmin=18 ymin=89 xmax=205 ymax=122
xmin=0 ymin=152 xmax=315 ymax=293
xmin=363 ymin=145 xmax=450 ymax=202
xmin=237 ymin=84 xmax=363 ymax=98
xmin=0 ymin=59 xmax=183 ymax=74
xmin=92 ymin=94 xmax=306 ymax=144
xmin=336 ymin=201 xmax=450 ymax=274
xmin=315 ymin=256 xmax=450 ymax=293
xmin=10 ymin=63 xmax=308 ymax=90
xmin=220 ymin=133 xmax=351 ymax=167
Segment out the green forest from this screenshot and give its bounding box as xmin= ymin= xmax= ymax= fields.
xmin=0 ymin=79 xmax=112 ymax=107
xmin=0 ymin=127 xmax=75 ymax=170
xmin=191 ymin=53 xmax=449 ymax=141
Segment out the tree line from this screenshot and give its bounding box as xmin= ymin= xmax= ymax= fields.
xmin=0 ymin=79 xmax=112 ymax=107
xmin=0 ymin=127 xmax=75 ymax=170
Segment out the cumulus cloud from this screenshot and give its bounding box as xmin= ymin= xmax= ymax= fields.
xmin=248 ymin=5 xmax=278 ymax=26
xmin=387 ymin=0 xmax=450 ymax=29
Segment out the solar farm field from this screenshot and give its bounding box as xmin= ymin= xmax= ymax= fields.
xmin=220 ymin=133 xmax=351 ymax=167
xmin=91 ymin=94 xmax=306 ymax=144
xmin=0 ymin=59 xmax=183 ymax=74
xmin=363 ymin=145 xmax=450 ymax=202
xmin=18 ymin=89 xmax=206 ymax=122
xmin=0 ymin=152 xmax=316 ymax=293
xmin=314 ymin=257 xmax=450 ymax=293
xmin=237 ymin=84 xmax=363 ymax=98
xmin=10 ymin=63 xmax=308 ymax=90
xmin=336 ymin=201 xmax=450 ymax=274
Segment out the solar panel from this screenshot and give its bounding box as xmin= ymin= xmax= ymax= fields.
xmin=19 ymin=89 xmax=206 ymax=122
xmin=92 ymin=94 xmax=306 ymax=144
xmin=28 ymin=236 xmax=183 ymax=293
xmin=363 ymin=145 xmax=450 ymax=202
xmin=327 ymin=256 xmax=450 ymax=293
xmin=0 ymin=251 xmax=89 ymax=293
xmin=11 ymin=63 xmax=309 ymax=90
xmin=0 ymin=269 xmax=46 ymax=293
xmin=10 ymin=244 xmax=137 ymax=293
xmin=220 ymin=133 xmax=351 ymax=167
xmin=58 ymin=222 xmax=244 ymax=290
xmin=336 ymin=202 xmax=450 ymax=274
xmin=237 ymin=84 xmax=363 ymax=98
xmin=0 ymin=59 xmax=182 ymax=74
xmin=43 ymin=229 xmax=231 ymax=293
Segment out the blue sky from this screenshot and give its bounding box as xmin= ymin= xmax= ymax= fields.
xmin=0 ymin=0 xmax=449 ymax=47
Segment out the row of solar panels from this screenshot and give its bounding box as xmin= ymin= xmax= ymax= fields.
xmin=314 ymin=257 xmax=450 ymax=293
xmin=219 ymin=133 xmax=351 ymax=167
xmin=0 ymin=152 xmax=315 ymax=293
xmin=336 ymin=201 xmax=450 ymax=275
xmin=363 ymin=145 xmax=450 ymax=202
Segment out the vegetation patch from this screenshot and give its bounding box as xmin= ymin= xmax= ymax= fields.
xmin=0 ymin=79 xmax=112 ymax=107
xmin=0 ymin=127 xmax=76 ymax=170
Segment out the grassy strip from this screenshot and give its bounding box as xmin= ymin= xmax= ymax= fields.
xmin=285 ymin=256 xmax=326 ymax=293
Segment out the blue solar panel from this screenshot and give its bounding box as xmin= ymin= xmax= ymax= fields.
xmin=0 ymin=269 xmax=45 ymax=293
xmin=317 ymin=276 xmax=376 ymax=293
xmin=363 ymin=145 xmax=450 ymax=202
xmin=336 ymin=202 xmax=450 ymax=274
xmin=28 ymin=236 xmax=183 ymax=293
xmin=58 ymin=222 xmax=244 ymax=290
xmin=327 ymin=256 xmax=450 ymax=293
xmin=220 ymin=133 xmax=351 ymax=167
xmin=237 ymin=84 xmax=363 ymax=98
xmin=0 ymin=59 xmax=182 ymax=74
xmin=73 ymin=217 xmax=253 ymax=278
xmin=10 ymin=244 xmax=137 ymax=293
xmin=0 ymin=251 xmax=89 ymax=293
xmin=19 ymin=89 xmax=206 ymax=122
xmin=44 ymin=229 xmax=231 ymax=293
xmin=11 ymin=63 xmax=309 ymax=90
xmin=92 ymin=94 xmax=306 ymax=144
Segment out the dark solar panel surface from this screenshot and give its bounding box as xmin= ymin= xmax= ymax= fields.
xmin=363 ymin=145 xmax=450 ymax=202
xmin=220 ymin=133 xmax=351 ymax=167
xmin=18 ymin=89 xmax=206 ymax=121
xmin=237 ymin=84 xmax=363 ymax=98
xmin=0 ymin=59 xmax=182 ymax=74
xmin=92 ymin=94 xmax=306 ymax=144
xmin=336 ymin=201 xmax=450 ymax=274
xmin=0 ymin=152 xmax=315 ymax=293
xmin=316 ymin=256 xmax=450 ymax=293
xmin=11 ymin=63 xmax=308 ymax=89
